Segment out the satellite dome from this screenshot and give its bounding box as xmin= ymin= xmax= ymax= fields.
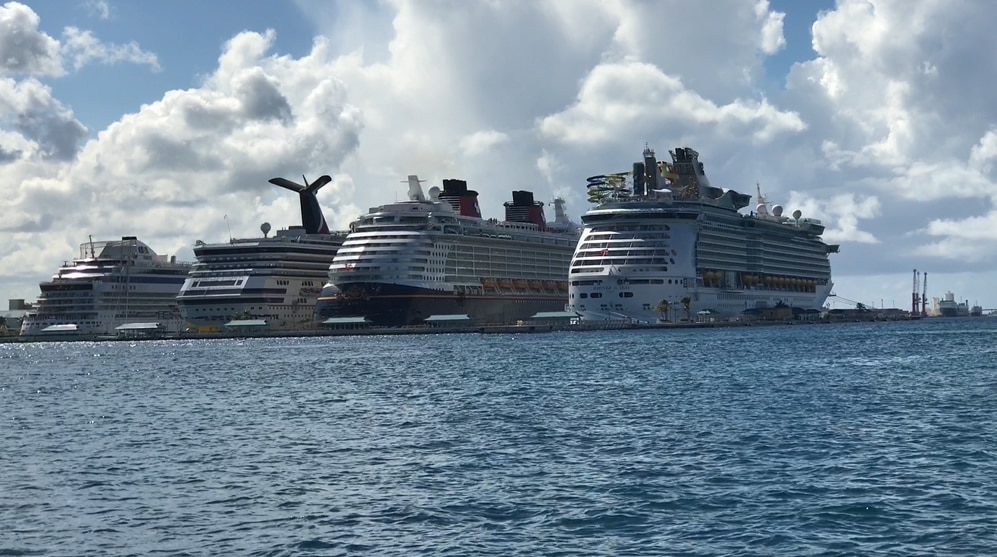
xmin=756 ymin=203 xmax=766 ymax=213
xmin=261 ymin=222 xmax=272 ymax=237
xmin=772 ymin=205 xmax=783 ymax=217
xmin=792 ymin=209 xmax=802 ymax=220
xmin=428 ymin=186 xmax=441 ymax=201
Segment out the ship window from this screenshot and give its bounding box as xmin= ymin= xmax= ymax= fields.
xmin=590 ymin=293 xmax=602 ymax=299
xmin=579 ymin=293 xmax=588 ymax=298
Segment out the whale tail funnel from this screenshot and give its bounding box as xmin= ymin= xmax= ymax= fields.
xmin=268 ymin=174 xmax=332 ymax=234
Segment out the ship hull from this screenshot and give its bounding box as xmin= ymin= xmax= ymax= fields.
xmin=315 ymin=282 xmax=567 ymax=327
xmin=177 ymin=278 xmax=323 ymax=332
xmin=21 ymin=278 xmax=186 ymax=336
xmin=568 ymin=278 xmax=831 ymax=323
xmin=177 ymin=295 xmax=319 ymax=332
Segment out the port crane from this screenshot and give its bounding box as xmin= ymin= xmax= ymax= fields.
xmin=913 ymin=269 xmax=928 ymax=316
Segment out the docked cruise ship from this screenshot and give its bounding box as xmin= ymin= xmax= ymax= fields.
xmin=177 ymin=175 xmax=348 ymax=332
xmin=567 ymin=146 xmax=838 ymax=322
xmin=314 ymin=175 xmax=579 ymax=326
xmin=20 ymin=237 xmax=191 ymax=336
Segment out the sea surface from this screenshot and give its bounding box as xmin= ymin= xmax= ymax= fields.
xmin=3 ymin=318 xmax=997 ymax=556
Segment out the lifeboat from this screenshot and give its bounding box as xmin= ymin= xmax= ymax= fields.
xmin=481 ymin=278 xmax=497 ymax=288
xmin=513 ymin=279 xmax=529 ymax=289
xmin=529 ymin=280 xmax=543 ymax=290
xmin=498 ymin=279 xmax=513 ymax=289
xmin=556 ymin=281 xmax=569 ymax=292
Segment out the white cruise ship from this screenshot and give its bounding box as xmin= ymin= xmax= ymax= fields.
xmin=20 ymin=237 xmax=191 ymax=336
xmin=314 ymin=176 xmax=579 ymax=326
xmin=177 ymin=175 xmax=348 ymax=332
xmin=567 ymin=146 xmax=838 ymax=322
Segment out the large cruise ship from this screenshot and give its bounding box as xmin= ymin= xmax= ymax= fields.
xmin=20 ymin=237 xmax=191 ymax=336
xmin=567 ymin=146 xmax=838 ymax=322
xmin=314 ymin=175 xmax=579 ymax=326
xmin=177 ymin=175 xmax=348 ymax=332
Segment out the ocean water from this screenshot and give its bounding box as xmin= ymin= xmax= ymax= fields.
xmin=3 ymin=318 xmax=997 ymax=556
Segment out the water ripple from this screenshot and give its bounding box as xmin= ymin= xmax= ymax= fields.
xmin=3 ymin=320 xmax=997 ymax=554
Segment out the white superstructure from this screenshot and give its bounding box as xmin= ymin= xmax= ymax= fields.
xmin=568 ymin=146 xmax=838 ymax=322
xmin=20 ymin=237 xmax=191 ymax=336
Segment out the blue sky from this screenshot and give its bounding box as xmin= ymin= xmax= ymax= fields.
xmin=4 ymin=0 xmax=997 ymax=312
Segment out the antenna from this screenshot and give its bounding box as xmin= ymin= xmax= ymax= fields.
xmin=224 ymin=214 xmax=232 ymax=242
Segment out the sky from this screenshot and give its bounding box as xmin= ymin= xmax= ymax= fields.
xmin=3 ymin=0 xmax=997 ymax=312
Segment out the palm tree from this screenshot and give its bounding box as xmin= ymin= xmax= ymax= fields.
xmin=680 ymin=296 xmax=691 ymax=321
xmin=654 ymin=299 xmax=671 ymax=322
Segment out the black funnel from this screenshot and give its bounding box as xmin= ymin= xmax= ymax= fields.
xmin=268 ymin=174 xmax=332 ymax=234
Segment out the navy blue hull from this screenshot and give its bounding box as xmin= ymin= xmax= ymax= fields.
xmin=315 ymin=282 xmax=567 ymax=327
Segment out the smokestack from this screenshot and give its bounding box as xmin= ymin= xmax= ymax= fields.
xmin=504 ymin=190 xmax=546 ymax=229
xmin=439 ymin=179 xmax=481 ymax=217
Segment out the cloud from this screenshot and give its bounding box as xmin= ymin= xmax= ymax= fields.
xmin=756 ymin=0 xmax=786 ymax=54
xmin=459 ymin=130 xmax=509 ymax=157
xmin=0 ymin=2 xmax=62 ymax=76
xmin=787 ymin=191 xmax=882 ymax=244
xmin=0 ymin=28 xmax=363 ymax=289
xmin=61 ymin=27 xmax=160 ymax=72
xmin=0 ymin=76 xmax=88 ymax=160
xmin=539 ymin=60 xmax=805 ymax=146
xmin=84 ymin=0 xmax=111 ymax=20
xmin=0 ymin=2 xmax=158 ymax=77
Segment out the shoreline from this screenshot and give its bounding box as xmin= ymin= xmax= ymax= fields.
xmin=0 ymin=315 xmax=921 ymax=344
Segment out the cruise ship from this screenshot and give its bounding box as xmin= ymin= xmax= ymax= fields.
xmin=567 ymin=146 xmax=838 ymax=322
xmin=177 ymin=175 xmax=348 ymax=332
xmin=314 ymin=175 xmax=579 ymax=326
xmin=20 ymin=237 xmax=191 ymax=336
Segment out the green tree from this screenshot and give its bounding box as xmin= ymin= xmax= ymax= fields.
xmin=680 ymin=296 xmax=692 ymax=321
xmin=654 ymin=299 xmax=671 ymax=322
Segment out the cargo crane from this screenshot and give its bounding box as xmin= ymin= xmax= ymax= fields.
xmin=921 ymin=271 xmax=928 ymax=317
xmin=912 ymin=269 xmax=921 ymax=315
